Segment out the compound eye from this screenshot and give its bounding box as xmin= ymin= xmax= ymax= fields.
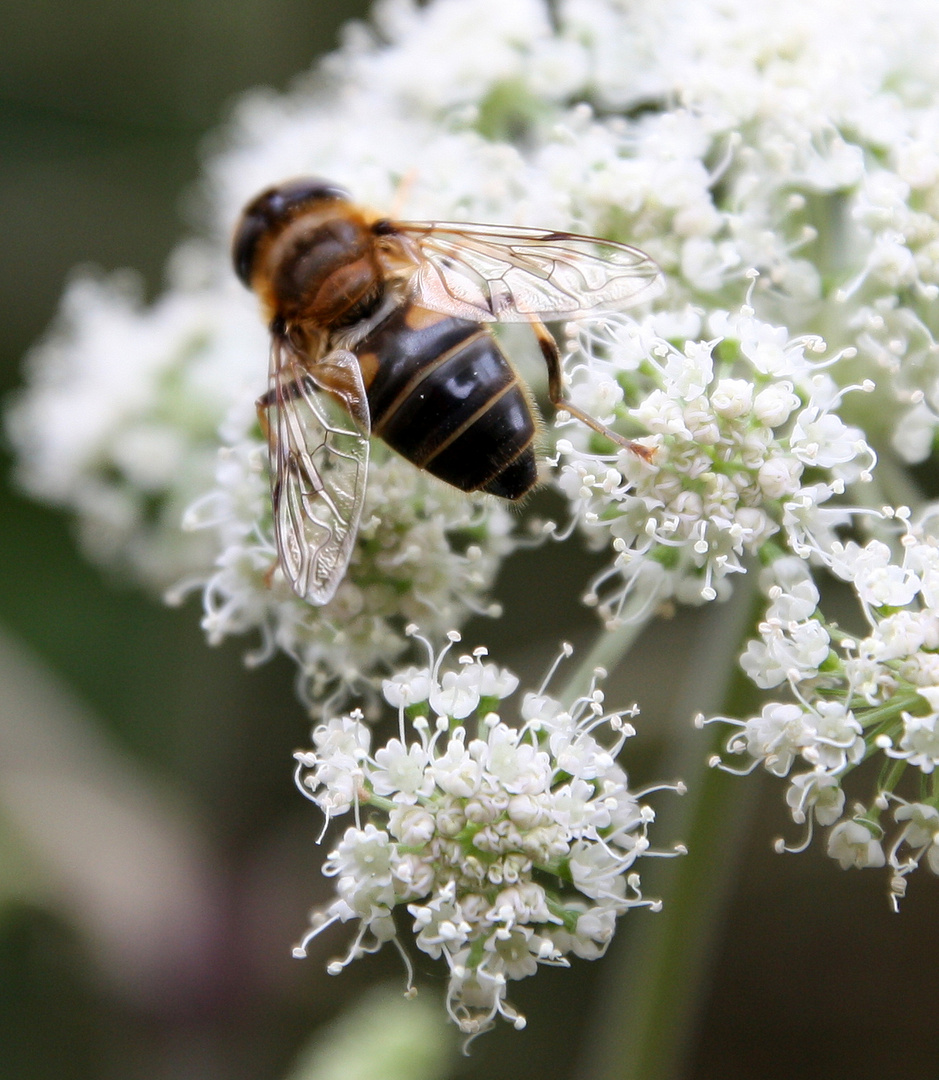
xmin=232 ymin=177 xmax=351 ymax=287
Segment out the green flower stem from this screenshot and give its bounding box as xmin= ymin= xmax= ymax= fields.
xmin=859 ymin=690 xmax=929 ymax=738
xmin=862 ymin=441 xmax=927 ymax=514
xmin=581 ymin=721 xmax=759 ymax=1080
xmin=875 ymin=756 xmax=909 ymax=802
xmin=575 ymin=579 xmax=763 ymax=1080
xmin=560 ymin=618 xmax=649 ymax=702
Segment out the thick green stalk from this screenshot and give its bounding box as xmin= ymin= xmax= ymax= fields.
xmin=560 ymin=618 xmax=649 ymax=703
xmin=575 ymin=579 xmax=762 ymax=1080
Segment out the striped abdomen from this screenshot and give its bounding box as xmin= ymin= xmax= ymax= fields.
xmin=354 ymin=305 xmax=538 ymax=499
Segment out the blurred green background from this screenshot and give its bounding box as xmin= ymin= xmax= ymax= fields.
xmin=1 ymin=3 xmax=937 ymax=1080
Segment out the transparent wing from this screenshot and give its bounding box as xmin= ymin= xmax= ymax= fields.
xmin=264 ymin=337 xmax=369 ymax=605
xmin=380 ymin=220 xmax=664 ymax=322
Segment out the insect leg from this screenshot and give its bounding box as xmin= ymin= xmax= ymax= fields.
xmin=529 ymin=316 xmax=652 ymax=460
xmin=256 ymin=374 xmax=320 ymax=440
xmin=256 ymin=393 xmax=272 ymax=441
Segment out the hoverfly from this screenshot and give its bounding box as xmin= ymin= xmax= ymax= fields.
xmin=233 ymin=178 xmax=663 ymax=604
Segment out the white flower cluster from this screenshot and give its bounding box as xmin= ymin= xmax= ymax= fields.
xmin=173 ymin=433 xmax=514 ymax=702
xmin=6 ymin=270 xmax=253 ymax=588
xmin=703 ymin=517 xmax=939 ymax=905
xmin=292 ymin=631 xmax=676 ymax=1040
xmin=555 ymin=301 xmax=874 ymax=626
xmin=8 ymin=0 xmax=939 ymax=689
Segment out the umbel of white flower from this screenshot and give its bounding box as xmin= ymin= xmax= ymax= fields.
xmin=556 ymin=298 xmax=874 ymax=626
xmin=292 ymin=631 xmax=678 ymax=1041
xmin=701 ymin=513 xmax=939 ymax=906
xmin=7 ymin=0 xmax=938 ymax=701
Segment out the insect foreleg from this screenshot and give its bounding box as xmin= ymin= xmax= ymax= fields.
xmin=529 ymin=316 xmax=652 ymax=461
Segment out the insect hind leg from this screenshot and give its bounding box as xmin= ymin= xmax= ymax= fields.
xmin=530 ymin=316 xmax=652 ymax=461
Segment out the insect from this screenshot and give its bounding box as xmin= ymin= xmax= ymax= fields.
xmin=233 ymin=177 xmax=664 ymax=604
